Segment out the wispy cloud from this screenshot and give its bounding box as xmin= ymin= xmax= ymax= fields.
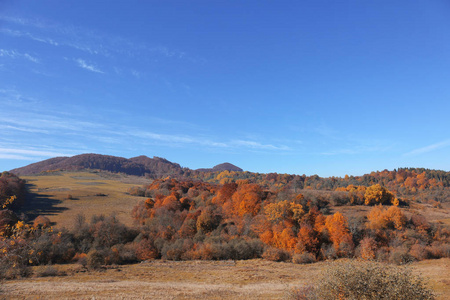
xmin=127 ymin=130 xmax=292 ymax=151
xmin=75 ymin=58 xmax=104 ymax=73
xmin=0 ymin=15 xmax=197 ymax=62
xmin=0 ymin=49 xmax=39 ymax=63
xmin=232 ymin=140 xmax=292 ymax=151
xmin=0 ymin=147 xmax=74 ymax=158
xmin=0 ymin=88 xmax=292 ymax=162
xmin=404 ymin=140 xmax=450 ymax=156
xmin=0 ymin=28 xmax=59 ymax=46
xmin=0 ymin=125 xmax=49 ymax=134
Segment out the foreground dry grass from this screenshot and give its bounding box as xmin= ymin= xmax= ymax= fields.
xmin=21 ymin=171 xmax=150 ymax=229
xmin=2 ymin=258 xmax=449 ymax=299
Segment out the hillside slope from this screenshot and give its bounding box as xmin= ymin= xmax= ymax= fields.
xmin=10 ymin=154 xmax=242 ymax=178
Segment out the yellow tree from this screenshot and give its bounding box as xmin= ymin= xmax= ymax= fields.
xmin=364 ymin=184 xmax=394 ymax=205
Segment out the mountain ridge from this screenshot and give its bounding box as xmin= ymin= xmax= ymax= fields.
xmin=9 ymin=153 xmax=243 ymax=178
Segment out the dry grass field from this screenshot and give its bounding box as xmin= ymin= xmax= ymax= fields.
xmin=20 ymin=171 xmax=151 ymax=229
xmin=1 ymin=258 xmax=449 ymax=299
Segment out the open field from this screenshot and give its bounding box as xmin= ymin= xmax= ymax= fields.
xmin=1 ymin=258 xmax=449 ymax=299
xmin=20 ymin=171 xmax=151 ymax=229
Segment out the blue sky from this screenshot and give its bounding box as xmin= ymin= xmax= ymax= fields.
xmin=1 ymin=1 xmax=449 ymax=177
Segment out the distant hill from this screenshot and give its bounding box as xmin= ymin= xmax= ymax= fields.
xmin=10 ymin=154 xmax=243 ymax=178
xmin=196 ymin=163 xmax=243 ymax=172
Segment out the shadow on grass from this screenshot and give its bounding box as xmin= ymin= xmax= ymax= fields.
xmin=15 ymin=183 xmax=69 ymax=221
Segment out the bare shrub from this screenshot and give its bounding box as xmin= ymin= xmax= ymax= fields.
xmin=0 ymin=259 xmax=30 ymax=279
xmin=262 ymin=247 xmax=290 ymax=262
xmin=230 ymin=238 xmax=263 ymax=260
xmin=309 ymin=260 xmax=434 ymax=300
xmin=409 ymin=243 xmax=429 ymax=261
xmin=37 ymin=265 xmax=63 ymax=277
xmin=292 ymin=252 xmax=316 ymax=264
xmin=86 ymin=249 xmax=104 ymax=269
xmin=73 ymin=253 xmax=88 ymax=267
xmin=389 ymin=247 xmax=414 ymax=265
xmin=427 ymin=242 xmax=450 ymax=259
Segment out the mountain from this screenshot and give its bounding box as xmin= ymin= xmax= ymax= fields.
xmin=9 ymin=154 xmax=242 ymax=178
xmin=196 ymin=163 xmax=243 ymax=172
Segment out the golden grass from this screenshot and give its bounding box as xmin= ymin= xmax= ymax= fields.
xmin=21 ymin=171 xmax=151 ymax=229
xmin=2 ymin=259 xmax=448 ymax=299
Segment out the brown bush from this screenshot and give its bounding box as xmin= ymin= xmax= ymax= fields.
xmin=33 ymin=215 xmax=51 ymax=228
xmin=86 ymin=249 xmax=104 ymax=269
xmin=294 ymin=260 xmax=435 ymax=300
xmin=389 ymin=247 xmax=414 ymax=265
xmin=409 ymin=243 xmax=429 ymax=261
xmin=262 ymin=247 xmax=290 ymax=262
xmin=73 ymin=253 xmax=88 ymax=267
xmin=136 ymin=238 xmax=158 ymax=261
xmin=37 ymin=265 xmax=64 ymax=277
xmin=292 ymin=252 xmax=316 ymax=264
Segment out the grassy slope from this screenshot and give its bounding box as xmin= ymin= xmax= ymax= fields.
xmin=20 ymin=171 xmax=150 ymax=229
xmin=1 ymin=259 xmax=449 ymax=299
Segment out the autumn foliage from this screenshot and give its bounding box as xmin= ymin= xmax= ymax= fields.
xmin=1 ymin=169 xmax=449 ymax=277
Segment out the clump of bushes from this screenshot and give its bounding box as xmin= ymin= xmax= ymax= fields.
xmin=292 ymin=252 xmax=316 ymax=264
xmin=288 ymin=259 xmax=435 ymax=300
xmin=262 ymin=247 xmax=290 ymax=262
xmin=37 ymin=265 xmax=65 ymax=277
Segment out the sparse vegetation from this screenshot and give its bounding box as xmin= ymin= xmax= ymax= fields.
xmin=289 ymin=260 xmax=435 ymax=300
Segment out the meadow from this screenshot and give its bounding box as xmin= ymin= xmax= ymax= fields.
xmin=1 ymin=258 xmax=449 ymax=299
xmin=20 ymin=171 xmax=150 ymax=229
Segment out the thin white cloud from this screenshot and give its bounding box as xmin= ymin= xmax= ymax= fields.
xmin=75 ymin=58 xmax=104 ymax=73
xmin=232 ymin=140 xmax=292 ymax=151
xmin=404 ymin=140 xmax=450 ymax=156
xmin=0 ymin=145 xmax=79 ymax=161
xmin=0 ymin=49 xmax=40 ymax=63
xmin=0 ymin=125 xmax=49 ymax=134
xmin=127 ymin=130 xmax=290 ymax=151
xmin=23 ymin=53 xmax=39 ymax=63
xmin=0 ymin=28 xmax=59 ymax=46
xmin=0 ymin=148 xmax=73 ymax=158
xmin=0 ymin=15 xmax=48 ymax=29
xmin=0 ymin=88 xmax=291 ymax=157
xmin=0 ymin=15 xmax=196 ymax=62
xmin=0 ymin=153 xmax=36 ymax=160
